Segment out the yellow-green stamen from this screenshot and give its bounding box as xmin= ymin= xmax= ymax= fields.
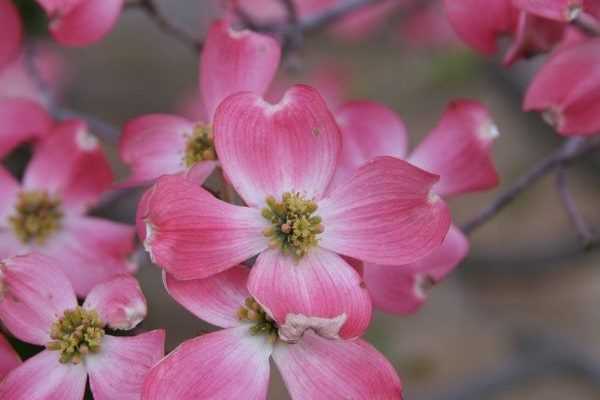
xmin=261 ymin=192 xmax=323 ymax=258
xmin=9 ymin=191 xmax=63 ymax=245
xmin=237 ymin=297 xmax=278 ymax=344
xmin=183 ymin=124 xmax=216 ymax=168
xmin=47 ymin=307 xmax=105 ymax=364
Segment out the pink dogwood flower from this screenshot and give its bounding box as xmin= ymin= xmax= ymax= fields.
xmin=141 ymin=84 xmax=451 ymax=339
xmin=0 ymin=253 xmax=164 ymax=400
xmin=36 ymin=0 xmax=124 ymax=46
xmin=0 ymin=0 xmax=22 ymax=70
xmin=333 ymin=99 xmax=498 ymax=314
xmin=0 ymin=98 xmax=53 ymax=158
xmin=118 ymin=19 xmax=281 ymax=186
xmin=0 ymin=334 xmax=20 ymax=382
xmin=524 ymin=37 xmax=600 ymax=136
xmin=444 ymin=0 xmax=594 ymax=64
xmin=0 ymin=119 xmax=136 ymax=296
xmin=143 ymin=266 xmax=403 ymax=399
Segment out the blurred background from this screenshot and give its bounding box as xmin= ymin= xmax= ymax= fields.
xmin=5 ymin=0 xmax=600 ymax=399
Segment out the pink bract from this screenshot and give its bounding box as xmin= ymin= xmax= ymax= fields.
xmin=444 ymin=0 xmax=591 ymax=64
xmin=141 ymin=84 xmax=451 ymax=338
xmin=37 ymin=0 xmax=124 ymax=46
xmin=332 ymin=99 xmax=499 ymax=314
xmin=118 ymin=19 xmax=281 ymax=187
xmin=0 ymin=120 xmax=136 ymax=296
xmin=0 ymin=0 xmax=22 ymax=70
xmin=0 ymin=334 xmax=20 ymax=382
xmin=0 ymin=98 xmax=53 ymax=158
xmin=144 ymin=267 xmax=403 ymax=400
xmin=524 ymin=37 xmax=600 ymax=135
xmin=0 ymin=253 xmax=164 ymax=400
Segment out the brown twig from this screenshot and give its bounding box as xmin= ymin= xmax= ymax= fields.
xmin=461 ymin=137 xmax=600 ymax=237
xmin=555 ymin=166 xmax=596 ymax=249
xmin=132 ymin=0 xmax=203 ymax=52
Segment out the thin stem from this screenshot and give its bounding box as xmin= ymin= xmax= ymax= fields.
xmin=555 ymin=166 xmax=595 ymax=248
xmin=573 ymin=12 xmax=600 ymax=36
xmin=461 ymin=137 xmax=600 ymax=235
xmin=135 ymin=0 xmax=203 ymax=52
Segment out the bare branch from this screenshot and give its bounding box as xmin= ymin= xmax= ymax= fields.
xmin=573 ymin=12 xmax=600 ymax=36
xmin=132 ymin=0 xmax=203 ymax=52
xmin=555 ymin=166 xmax=596 ymax=248
xmin=461 ymin=136 xmax=600 ymax=236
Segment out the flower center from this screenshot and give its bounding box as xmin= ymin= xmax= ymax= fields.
xmin=261 ymin=192 xmax=323 ymax=258
xmin=183 ymin=124 xmax=216 ymax=168
xmin=9 ymin=191 xmax=63 ymax=245
xmin=47 ymin=307 xmax=105 ymax=364
xmin=237 ymin=297 xmax=278 ymax=344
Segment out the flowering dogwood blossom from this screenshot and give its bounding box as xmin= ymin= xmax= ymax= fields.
xmin=0 ymin=0 xmax=22 ymax=70
xmin=36 ymin=0 xmax=124 ymax=46
xmin=332 ymin=99 xmax=499 ymax=314
xmin=119 ymin=20 xmax=281 ymax=186
xmin=0 ymin=253 xmax=164 ymax=400
xmin=444 ymin=0 xmax=596 ymax=64
xmin=140 ymin=83 xmax=451 ymax=339
xmin=524 ymin=37 xmax=600 ymax=135
xmin=0 ymin=119 xmax=135 ymax=296
xmin=143 ymin=266 xmax=403 ymax=400
xmin=0 ymin=334 xmax=20 ymax=382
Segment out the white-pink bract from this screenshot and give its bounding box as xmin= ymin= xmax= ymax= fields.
xmin=140 ymin=80 xmax=451 ymax=340
xmin=0 ymin=253 xmax=164 ymax=400
xmin=118 ymin=19 xmax=281 ymax=187
xmin=332 ymin=99 xmax=499 ymax=314
xmin=36 ymin=0 xmax=124 ymax=46
xmin=142 ymin=266 xmax=403 ymax=400
xmin=0 ymin=119 xmax=136 ymax=296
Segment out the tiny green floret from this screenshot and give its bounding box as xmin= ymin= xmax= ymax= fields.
xmin=47 ymin=307 xmax=105 ymax=364
xmin=261 ymin=192 xmax=323 ymax=258
xmin=237 ymin=297 xmax=278 ymax=344
xmin=183 ymin=124 xmax=216 ymax=168
xmin=9 ymin=191 xmax=63 ymax=245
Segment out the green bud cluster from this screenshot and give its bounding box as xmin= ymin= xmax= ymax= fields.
xmin=261 ymin=192 xmax=324 ymax=258
xmin=47 ymin=307 xmax=105 ymax=364
xmin=9 ymin=191 xmax=63 ymax=245
xmin=237 ymin=297 xmax=278 ymax=344
xmin=183 ymin=124 xmax=216 ymax=168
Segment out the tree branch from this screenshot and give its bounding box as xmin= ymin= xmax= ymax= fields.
xmin=461 ymin=137 xmax=600 ymax=237
xmin=555 ymin=166 xmax=596 ymax=248
xmin=130 ymin=0 xmax=203 ymax=52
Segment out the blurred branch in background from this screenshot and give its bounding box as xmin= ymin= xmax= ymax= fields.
xmin=419 ymin=330 xmax=600 ymax=400
xmin=556 ymin=166 xmax=596 ymax=249
xmin=461 ymin=136 xmax=600 ymax=252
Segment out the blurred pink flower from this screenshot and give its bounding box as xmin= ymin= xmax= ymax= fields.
xmin=143 ymin=266 xmax=403 ymax=400
xmin=0 ymin=0 xmax=22 ymax=70
xmin=333 ymin=99 xmax=499 ymax=314
xmin=119 ymin=19 xmax=281 ymax=186
xmin=0 ymin=98 xmax=52 ymax=158
xmin=37 ymin=0 xmax=124 ymax=47
xmin=524 ymin=37 xmax=600 ymax=136
xmin=444 ymin=0 xmax=595 ymax=64
xmin=140 ymin=84 xmax=451 ymax=339
xmin=0 ymin=334 xmax=20 ymax=383
xmin=0 ymin=120 xmax=135 ymax=296
xmin=0 ymin=253 xmax=164 ymax=400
